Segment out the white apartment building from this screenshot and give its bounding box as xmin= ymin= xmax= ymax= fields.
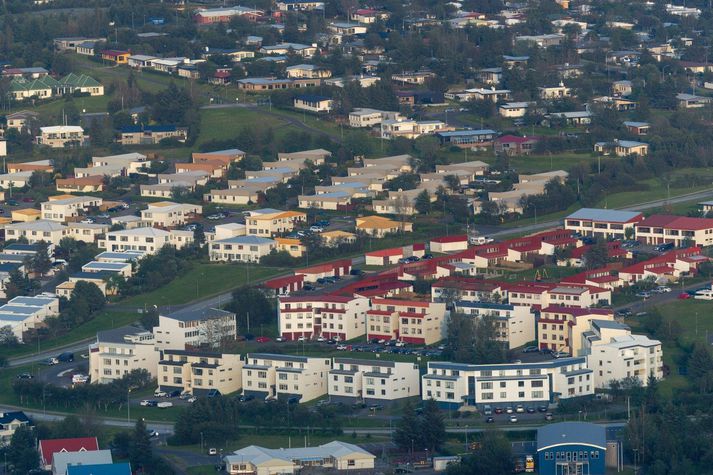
xmin=88 ymin=326 xmax=159 ymax=384
xmin=348 ymin=108 xmax=402 ymax=128
xmin=36 ymin=125 xmax=86 ymax=148
xmin=204 ymin=223 xmax=246 ymax=242
xmin=635 ymin=215 xmax=713 ymax=247
xmin=209 ymin=236 xmax=276 ymax=262
xmin=4 ymin=220 xmax=67 ymax=245
xmin=153 ymin=308 xmax=237 ymax=350
xmin=75 ymin=152 xmax=148 ymax=178
xmin=140 ymin=201 xmax=202 ymax=228
xmin=158 ymin=349 xmax=243 ymax=396
xmin=582 ymin=320 xmax=663 ymax=388
xmin=242 ymin=353 xmax=330 ymax=403
xmin=329 ymin=358 xmax=420 ymax=403
xmin=564 ymin=208 xmax=643 ymax=240
xmin=538 ymin=306 xmax=614 ymax=355
xmin=0 ymin=295 xmax=60 ymax=342
xmin=99 ymin=227 xmax=194 ymax=254
xmin=65 ymin=222 xmax=109 ymax=244
xmin=422 ymin=358 xmax=593 ymax=409
xmin=453 ymin=301 xmax=535 ymax=349
xmin=41 ymin=195 xmax=102 ymax=222
xmin=245 ymin=209 xmax=306 ymax=237
xmin=366 ymin=298 xmax=447 ymax=345
xmin=278 ymin=296 xmax=370 ymax=341
xmin=380 ymin=119 xmax=447 ymax=139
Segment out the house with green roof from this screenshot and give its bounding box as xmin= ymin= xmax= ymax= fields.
xmin=8 ymin=76 xmax=59 ymax=101
xmin=57 ymin=73 xmax=104 ymax=96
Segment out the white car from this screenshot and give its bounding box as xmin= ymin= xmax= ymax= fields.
xmin=395 ymin=341 xmax=406 ymax=347
xmin=154 ymin=390 xmax=167 ymax=398
xmin=468 ymin=236 xmax=494 ymax=245
xmin=80 ymin=218 xmax=94 ymax=224
xmin=140 ymin=400 xmax=152 ymax=407
xmin=336 ymin=344 xmax=348 ymax=350
xmin=655 ymin=286 xmax=671 ymax=293
xmin=157 ymin=401 xmax=173 ymax=408
xmin=309 ymin=226 xmax=324 ymax=233
xmin=317 ymin=336 xmax=326 ymax=342
xmin=72 ymin=374 xmax=89 ymax=384
xmin=297 ymin=336 xmax=306 ymax=342
xmin=208 ymin=448 xmax=218 ymax=455
xmin=187 ymin=397 xmax=197 ymax=403
xmin=694 ymin=289 xmax=713 ymax=300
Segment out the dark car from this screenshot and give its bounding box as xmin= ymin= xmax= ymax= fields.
xmin=287 ymin=396 xmax=300 ymax=404
xmin=538 ymin=405 xmax=549 ymax=413
xmin=207 ymin=389 xmax=221 ymax=398
xmin=494 ymin=407 xmax=503 ymax=414
xmin=6 ymin=200 xmax=18 ymax=206
xmin=350 ymin=269 xmax=363 ymax=276
xmin=303 ymin=284 xmax=316 ymax=291
xmin=16 ymin=373 xmax=33 ymax=380
xmin=526 ymin=407 xmax=536 ymax=414
xmin=57 ymin=352 xmax=74 ymax=363
xmin=422 ymin=253 xmax=433 ymax=259
xmin=239 ymin=394 xmax=255 ymax=402
xmin=167 ymin=390 xmax=181 ymax=398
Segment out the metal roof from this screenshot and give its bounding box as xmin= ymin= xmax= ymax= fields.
xmin=537 ymin=422 xmax=606 ymax=451
xmin=566 ymin=208 xmax=641 ymax=223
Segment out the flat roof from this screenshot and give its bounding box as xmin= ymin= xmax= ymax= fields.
xmin=566 ymin=208 xmax=642 ymax=223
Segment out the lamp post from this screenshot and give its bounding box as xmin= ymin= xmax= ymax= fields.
xmin=127 ymin=388 xmax=131 ymax=423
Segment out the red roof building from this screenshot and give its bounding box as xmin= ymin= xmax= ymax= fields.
xmin=295 ymin=259 xmax=352 ymax=282
xmin=429 ymin=234 xmax=468 ymax=253
xmin=494 ymin=135 xmax=540 ymax=155
xmin=636 ymin=215 xmax=713 ymax=247
xmin=263 ymin=274 xmax=304 ymax=295
xmin=39 ymin=437 xmax=99 ymax=469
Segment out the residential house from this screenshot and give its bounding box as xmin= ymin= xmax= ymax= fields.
xmin=259 ymin=43 xmax=317 ymax=58
xmin=36 ymin=126 xmax=87 ymax=148
xmin=623 ymin=121 xmax=650 ymax=135
xmin=677 ymin=93 xmax=711 ymax=108
xmin=329 ymin=358 xmax=420 ymax=403
xmin=154 ymin=308 xmax=237 ymax=350
xmin=293 ymin=94 xmax=333 ymax=113
xmin=285 ymin=64 xmax=332 ymax=79
xmin=366 ymin=298 xmax=446 ymax=344
xmin=242 ymin=353 xmax=330 ymax=402
xmin=277 ymin=0 xmax=325 ymax=11
xmin=56 ymin=73 xmax=104 ymax=96
xmin=0 ymin=170 xmax=34 ymax=189
xmin=41 ymin=195 xmax=102 ymax=222
xmin=453 ymin=301 xmax=536 ymax=349
xmin=348 ymin=108 xmax=402 ymax=128
xmin=0 ymin=295 xmax=60 ymax=342
xmin=56 ymin=176 xmax=104 ymax=193
xmin=295 ymin=259 xmax=352 ymax=283
xmin=278 ymin=296 xmax=370 ymax=341
xmin=0 ymin=411 xmax=32 ymax=446
xmin=100 ymin=227 xmax=194 ymax=253
xmin=538 ymin=83 xmax=571 ymax=100
xmin=245 ymin=209 xmax=306 ymax=237
xmin=89 ymin=326 xmax=159 ymax=384
xmin=499 ymin=102 xmax=530 ymax=118
xmin=356 ymin=215 xmax=412 ymax=237
xmin=52 ymin=450 xmax=113 ymax=475
xmin=5 ymin=110 xmax=39 ymax=131
xmin=193 ymin=6 xmax=263 ymax=24
xmin=158 ymin=349 xmax=243 ymax=396
xmin=430 ymin=235 xmax=468 ymax=253
xmin=365 ymin=244 xmax=425 ymax=266
xmin=66 ymin=222 xmax=109 ymax=244
xmin=537 ymin=306 xmax=614 ymax=355
xmin=4 ymin=220 xmax=66 ymax=245
xmin=101 ymin=50 xmax=129 ymax=63
xmin=545 ymin=111 xmax=592 ymax=126
xmin=140 ymin=202 xmax=202 ymax=228
xmin=594 ymin=139 xmax=648 ymax=157
xmin=494 ymin=135 xmax=539 ymax=155
xmin=612 ymin=80 xmax=633 ymax=96
xmin=117 ymin=125 xmax=187 ymax=145
xmin=436 ymin=129 xmax=496 ymax=148
xmin=276 ymin=237 xmax=305 ymax=257
xmin=38 ymin=437 xmax=99 ymax=471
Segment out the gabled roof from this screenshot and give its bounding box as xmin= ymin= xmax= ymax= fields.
xmin=637 ymin=214 xmax=713 ymax=231
xmin=39 ymin=437 xmax=99 ymax=466
xmin=58 ymin=73 xmax=101 ymax=88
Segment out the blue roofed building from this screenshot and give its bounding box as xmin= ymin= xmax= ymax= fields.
xmin=564 ymin=208 xmax=643 ymax=240
xmin=67 ymin=462 xmax=132 ymax=475
xmin=537 ymin=422 xmax=606 ymax=475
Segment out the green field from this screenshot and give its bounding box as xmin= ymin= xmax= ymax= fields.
xmin=119 ymin=262 xmax=286 ymax=308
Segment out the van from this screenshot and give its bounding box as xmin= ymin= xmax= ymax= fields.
xmin=57 ymin=352 xmax=74 ymax=363
xmin=483 ymin=405 xmax=493 ymax=416
xmin=694 ymin=289 xmax=713 ymax=300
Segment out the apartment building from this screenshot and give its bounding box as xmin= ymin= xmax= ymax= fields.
xmin=538 ymin=306 xmax=614 ymax=355
xmin=100 ymin=227 xmax=194 ymax=253
xmin=242 ymin=353 xmax=330 ymax=403
xmin=4 ymin=220 xmax=66 ymax=245
xmin=154 ymin=308 xmax=237 ymax=350
xmin=278 ymin=296 xmax=370 ymax=341
xmin=88 ymin=326 xmax=159 ymax=384
xmin=36 ymin=126 xmax=86 ymax=148
xmin=140 ymin=202 xmax=202 ymax=228
xmin=348 ymin=108 xmax=402 ymax=128
xmin=0 ymin=295 xmax=59 ymax=342
xmin=65 ymin=222 xmax=108 ymax=244
xmin=582 ymin=320 xmax=663 ymax=388
xmin=40 ymin=195 xmax=102 ymax=222
xmin=453 ymin=301 xmax=535 ymax=349
xmin=158 ymin=349 xmax=242 ymax=396
xmin=75 ymin=152 xmax=149 ymax=178
xmin=431 ymin=277 xmax=504 ymax=303
xmin=422 ymin=358 xmax=593 ymax=409
xmin=564 ymin=208 xmax=643 ymax=240
xmin=366 ymin=298 xmax=446 ymax=345
xmin=293 ymin=95 xmax=333 ymax=113
xmin=329 ymin=358 xmax=420 ymax=403
xmin=209 ymin=235 xmax=276 ymax=262
xmin=635 ymin=214 xmax=713 ymax=247
xmin=245 ymin=209 xmax=306 ymax=236
xmin=503 ymin=282 xmax=611 ymax=309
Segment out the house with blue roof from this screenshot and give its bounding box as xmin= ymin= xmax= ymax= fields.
xmin=67 ymin=463 xmax=132 ymax=475
xmin=537 ymin=422 xmax=607 ymax=474
xmin=564 ymin=208 xmax=644 ymax=240
xmin=0 ymin=410 xmax=32 ymax=445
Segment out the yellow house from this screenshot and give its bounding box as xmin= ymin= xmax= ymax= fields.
xmin=320 ymin=230 xmax=357 ymax=247
xmin=246 ymin=210 xmax=306 ymax=237
xmin=356 ymin=215 xmax=413 ymax=238
xmin=275 ymin=237 xmax=305 ymax=257
xmin=11 ymin=208 xmax=41 ymax=222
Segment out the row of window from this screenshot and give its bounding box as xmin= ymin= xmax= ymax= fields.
xmin=543 ymin=450 xmax=600 ymax=461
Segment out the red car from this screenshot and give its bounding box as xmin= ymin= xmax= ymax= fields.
xmin=255 ymin=336 xmax=272 ymax=343
xmin=678 ymin=292 xmax=691 ymax=300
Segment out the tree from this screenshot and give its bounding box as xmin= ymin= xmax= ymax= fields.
xmin=420 ymin=399 xmax=446 ymax=452
xmin=583 ymin=240 xmax=608 ymax=269
xmin=130 ymin=418 xmax=153 ymax=471
xmin=444 ymin=174 xmax=461 ymax=193
xmin=0 ymin=325 xmax=19 ymax=345
xmin=394 ymin=401 xmax=421 ymax=451
xmin=225 ymin=286 xmax=275 ymax=333
xmin=415 ymin=190 xmax=432 ymax=214
xmin=6 ymin=425 xmax=39 ymax=475
xmin=29 ymin=244 xmax=52 ymax=277
xmin=688 ymin=343 xmax=713 ymax=393
xmin=447 ymin=431 xmax=513 ymax=475
xmin=140 ymin=307 xmax=159 ymax=331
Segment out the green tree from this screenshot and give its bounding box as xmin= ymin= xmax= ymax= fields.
xmin=583 ymin=240 xmax=608 ymax=269
xmin=420 ymin=399 xmax=446 ymax=452
xmin=415 ymin=190 xmax=432 ymax=214
xmin=6 ymin=425 xmax=39 ymax=475
xmin=688 ymin=343 xmax=713 ymax=393
xmin=394 ymin=401 xmax=421 ymax=451
xmin=447 ymin=431 xmax=513 ymax=475
xmin=29 ymin=244 xmax=52 ymax=277
xmin=225 ymin=286 xmax=275 ymax=332
xmin=130 ymin=418 xmax=153 ymax=471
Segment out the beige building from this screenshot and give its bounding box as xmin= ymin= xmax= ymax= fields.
xmin=242 ymin=353 xmax=330 ymax=403
xmin=140 ymin=202 xmax=202 ymax=228
xmin=41 ymin=195 xmax=102 ymax=222
xmin=10 ymin=208 xmax=41 ymax=222
xmin=538 ymin=83 xmax=571 ymax=99
xmin=209 ymin=236 xmax=276 ymax=262
xmin=366 ymin=298 xmax=446 ymax=345
xmin=246 ymin=209 xmax=306 ymax=237
xmin=36 ymin=126 xmax=86 ymax=148
xmin=278 ymin=296 xmax=370 ymax=342
xmin=329 ymin=358 xmax=420 ymax=403
xmin=275 ymin=237 xmax=305 ymax=257
xmin=0 ymin=171 xmax=33 ymax=189
xmin=100 ymin=227 xmax=194 ymax=254
xmin=65 ymin=222 xmax=109 ymax=243
xmin=154 ymin=308 xmax=237 ymax=351
xmin=4 ymin=220 xmax=66 ymax=245
xmin=158 ymin=349 xmax=243 ymax=396
xmin=320 ymin=230 xmax=357 ymax=246
xmin=356 ymin=215 xmax=413 ymax=237
xmin=635 ymin=215 xmax=713 ymax=247
xmin=89 ymin=326 xmax=159 ymax=384
xmin=538 ymin=306 xmax=614 ymax=354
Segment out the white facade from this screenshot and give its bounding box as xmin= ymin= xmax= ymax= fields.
xmin=209 ymin=236 xmax=276 ymax=262
xmin=0 ymin=295 xmax=60 ymax=343
xmin=4 ymin=220 xmax=67 ymax=245
xmin=88 ymin=326 xmax=159 ymax=384
xmin=100 ymin=227 xmax=194 ymax=254
xmin=278 ymin=296 xmax=370 ymax=341
xmin=153 ymin=308 xmax=237 ymax=351
xmin=140 ymin=201 xmax=202 ymax=227
xmin=453 ymin=301 xmax=535 ymax=349
xmin=41 ymin=196 xmax=102 ymax=222
xmin=158 ymin=349 xmax=243 ymax=396
xmin=242 ymin=353 xmax=330 ymax=403
xmin=329 ymin=358 xmax=420 ymax=402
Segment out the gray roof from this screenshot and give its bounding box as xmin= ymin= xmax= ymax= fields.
xmin=52 ymin=449 xmax=113 ymax=475
xmin=566 ymin=208 xmax=641 ymax=223
xmin=429 ymin=357 xmax=587 ymax=372
xmin=165 ymin=307 xmax=234 ymax=322
xmin=537 ymin=422 xmax=606 ymax=451
xmin=247 ymin=353 xmax=311 ymax=363
xmin=591 ymin=319 xmax=629 ymax=331
xmin=97 ymin=325 xmax=151 ymax=344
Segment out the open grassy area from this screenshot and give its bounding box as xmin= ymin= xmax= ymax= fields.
xmin=197 ymin=107 xmax=290 ymax=145
xmin=119 ymin=262 xmax=287 ymax=308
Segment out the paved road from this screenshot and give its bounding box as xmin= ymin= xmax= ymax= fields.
xmin=488 ymin=187 xmax=713 ymax=238
xmin=8 ymin=339 xmax=94 ymax=368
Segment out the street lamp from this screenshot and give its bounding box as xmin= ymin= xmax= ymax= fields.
xmin=127 ymin=388 xmax=131 ymax=423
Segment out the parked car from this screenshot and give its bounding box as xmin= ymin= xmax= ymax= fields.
xmin=526 ymin=407 xmax=536 ymax=414
xmin=654 ymin=286 xmax=671 ymax=293
xmin=72 ymin=374 xmax=89 ymax=384
xmin=167 ymin=390 xmax=181 ymax=398
xmin=255 ymin=336 xmax=271 ymax=343
xmin=654 ymin=242 xmax=675 ymax=252
xmin=57 ymin=352 xmax=74 ymax=363
xmin=505 ymin=406 xmax=514 ymax=414
xmin=552 ymin=351 xmax=569 ymax=359
xmin=545 ymin=413 xmax=554 ymax=421
xmin=208 ymin=448 xmax=218 ymax=455
xmin=16 ymin=373 xmax=33 ymax=380
xmin=515 ymin=405 xmax=525 ymax=413
xmin=238 ymin=394 xmax=255 ymax=403
xmin=521 ymin=346 xmax=539 ymax=353
xmin=154 ymin=389 xmax=167 ymax=398
xmin=140 ymin=399 xmax=155 ymax=407
xmin=157 ymin=401 xmax=173 ymax=408
xmin=678 ymin=292 xmax=692 ymax=300
xmin=485 ymin=416 xmax=495 ymax=423
xmin=80 ymin=218 xmax=95 ymax=224
xmin=494 ymin=407 xmax=503 ymax=414
xmin=538 ymin=405 xmax=549 ymax=413
xmin=207 ymin=389 xmax=221 ymax=398
xmin=147 ymin=430 xmax=160 ymax=438
xmin=309 ymin=226 xmax=324 ymax=233
xmin=694 ymin=289 xmax=713 ymax=300
xmin=636 ymin=291 xmax=651 ymax=298
xmin=350 ymin=269 xmax=363 ymax=276
xmin=483 ymin=405 xmax=493 ymax=416
xmin=509 ymin=415 xmax=518 ymax=423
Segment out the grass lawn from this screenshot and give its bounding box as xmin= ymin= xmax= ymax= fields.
xmin=119 ymin=262 xmax=287 ymax=308
xmin=0 ymin=310 xmax=138 ymax=360
xmin=197 ymin=107 xmax=290 ymax=146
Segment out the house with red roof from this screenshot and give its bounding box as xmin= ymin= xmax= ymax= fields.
xmin=494 ymin=135 xmax=540 ymax=155
xmin=365 ymin=243 xmax=425 ymax=266
xmin=278 ymin=295 xmax=369 ymax=341
xmin=618 ymin=246 xmax=708 ymax=283
xmin=295 ymin=259 xmax=352 ymax=282
xmin=431 ymin=276 xmax=504 ymax=302
xmin=538 ymin=305 xmax=614 ymax=353
xmin=501 ymin=282 xmax=611 ymax=308
xmin=263 ymin=274 xmax=304 ymax=296
xmin=430 ymin=234 xmax=468 ymax=253
xmin=39 ymin=437 xmax=99 ymax=470
xmin=635 ymin=214 xmax=713 ymax=247
xmin=367 ymin=298 xmax=446 ymax=344
xmin=561 ymin=264 xmax=625 ymax=289
xmin=564 ymin=241 xmax=630 ymax=267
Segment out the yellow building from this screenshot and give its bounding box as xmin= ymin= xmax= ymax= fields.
xmin=11 ymin=208 xmax=41 ymax=222
xmin=320 ymin=230 xmax=357 ymax=247
xmin=275 ymin=237 xmax=305 ymax=257
xmin=356 ymin=216 xmax=413 ymax=238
